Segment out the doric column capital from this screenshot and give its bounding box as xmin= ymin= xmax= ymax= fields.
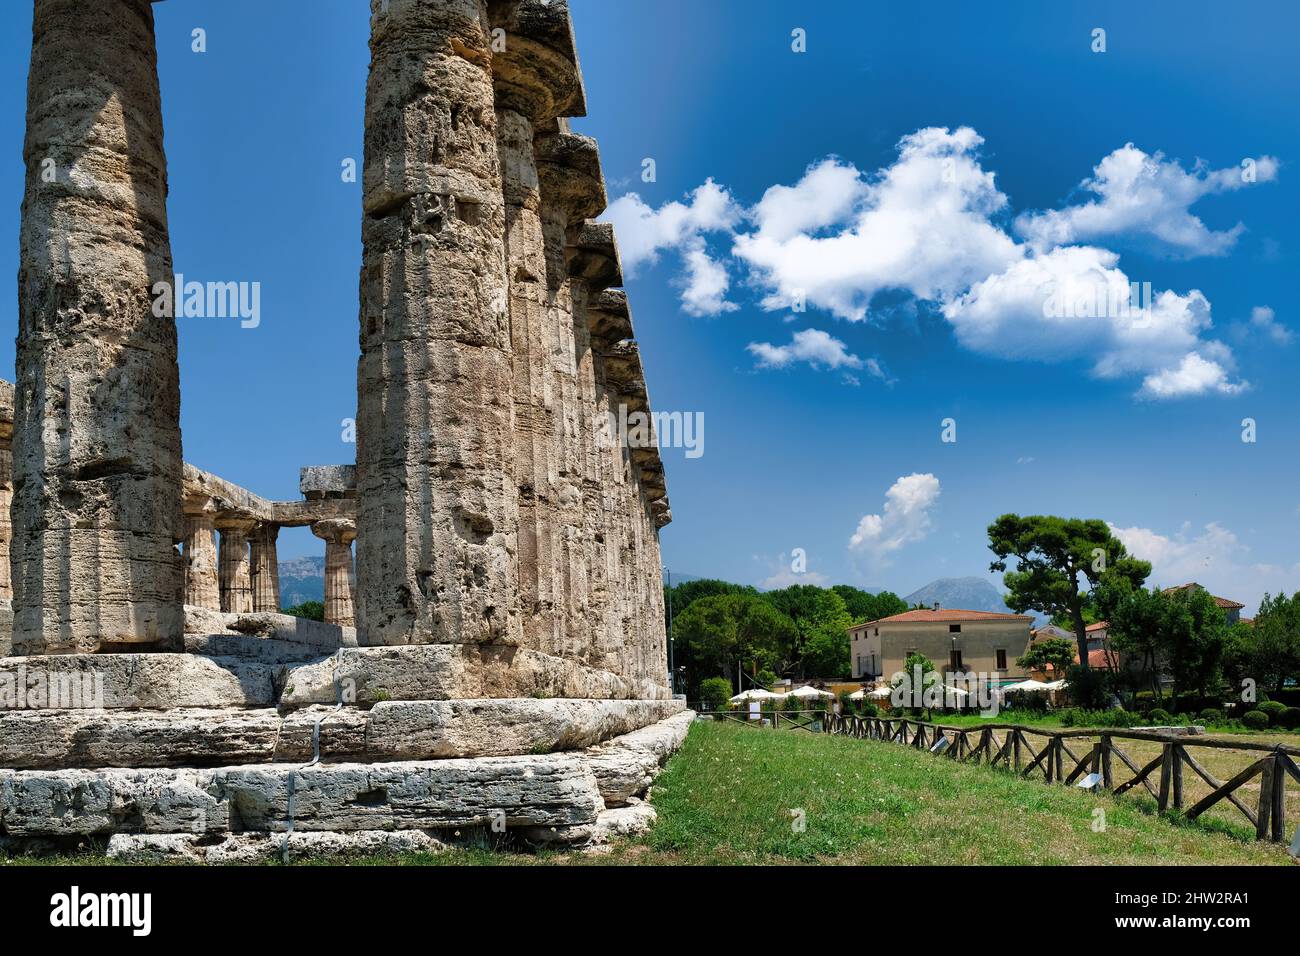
xmin=565 ymin=220 xmax=622 ymax=292
xmin=213 ymin=514 xmax=258 ymax=537
xmin=534 ymin=127 xmax=606 ymax=228
xmin=488 ymin=0 xmax=586 ymax=124
xmin=312 ymin=518 xmax=357 ymax=546
xmin=587 ymin=289 xmax=634 ymax=350
xmin=183 ymin=493 xmax=218 ymax=517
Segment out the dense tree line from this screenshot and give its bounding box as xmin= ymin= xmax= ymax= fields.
xmin=664 ymin=579 xmax=907 ymax=699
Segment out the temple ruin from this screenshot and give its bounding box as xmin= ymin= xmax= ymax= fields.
xmin=0 ymin=0 xmax=688 ymax=861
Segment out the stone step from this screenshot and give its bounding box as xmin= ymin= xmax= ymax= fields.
xmin=0 ymin=698 xmax=686 ymax=769
xmin=0 ymin=755 xmax=604 ymax=836
xmin=183 ymin=634 xmax=326 ymax=663
xmin=279 ymin=643 xmax=670 ymax=708
xmin=1 ymin=644 xmax=669 ymax=712
xmin=0 ymin=653 xmax=279 ymax=710
xmin=183 ymin=606 xmax=356 ymax=650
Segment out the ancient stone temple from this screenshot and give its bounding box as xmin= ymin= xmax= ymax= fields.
xmin=0 ymin=0 xmax=686 ymax=862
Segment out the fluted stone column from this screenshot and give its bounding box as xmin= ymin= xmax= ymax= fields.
xmin=216 ymin=517 xmax=256 ymax=615
xmin=182 ymin=497 xmax=220 ymax=610
xmin=496 ymin=107 xmax=560 ymax=656
xmin=249 ymin=523 xmax=281 ymax=613
xmin=567 ymin=224 xmax=624 ymax=672
xmin=355 ymin=0 xmax=519 ymax=647
xmin=490 ymin=1 xmax=588 ymax=661
xmin=536 ymin=132 xmax=608 ymax=668
xmin=12 ymin=0 xmax=184 ymax=654
xmin=313 ymin=519 xmax=357 ymax=628
xmin=0 ymin=382 xmax=13 ymax=604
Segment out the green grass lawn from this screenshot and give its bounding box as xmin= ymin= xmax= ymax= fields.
xmin=4 ymin=720 xmax=1294 ymax=866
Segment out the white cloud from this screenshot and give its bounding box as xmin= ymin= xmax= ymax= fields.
xmin=749 ymin=158 xmax=867 ymax=242
xmin=1138 ymin=352 xmax=1248 ymax=400
xmin=1248 ymin=305 xmax=1291 ymax=345
xmin=603 ymin=131 xmax=1276 ymax=398
xmin=942 ymin=244 xmax=1247 ymax=397
xmin=733 ymin=128 xmax=1021 ymax=320
xmin=849 ymin=473 xmax=941 ymax=566
xmin=1016 ymin=145 xmax=1278 ymax=257
xmin=747 ymin=327 xmax=863 ymax=371
xmin=678 ymin=240 xmax=738 ymax=317
xmin=1108 ymin=521 xmax=1300 ymax=616
xmin=599 ymin=179 xmax=742 ymax=316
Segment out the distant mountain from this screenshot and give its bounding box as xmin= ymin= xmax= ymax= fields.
xmin=279 ymin=555 xmax=324 ymax=606
xmin=903 ymin=576 xmax=1012 ymax=614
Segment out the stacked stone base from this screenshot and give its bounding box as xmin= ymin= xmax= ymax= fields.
xmin=0 ymin=632 xmax=693 ymax=860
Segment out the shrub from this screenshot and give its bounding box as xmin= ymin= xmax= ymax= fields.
xmin=1197 ymin=708 xmax=1225 ymax=725
xmin=858 ymin=701 xmax=880 ymax=718
xmin=1279 ymin=707 xmax=1300 ymax=730
xmin=1260 ymin=700 xmax=1287 ymax=721
xmin=699 ymin=677 xmax=732 ymax=712
xmin=1242 ymin=710 xmax=1270 ymax=731
xmin=1147 ymin=708 xmax=1173 ymax=725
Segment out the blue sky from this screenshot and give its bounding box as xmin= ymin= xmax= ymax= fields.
xmin=1 ymin=1 xmax=1296 ymax=612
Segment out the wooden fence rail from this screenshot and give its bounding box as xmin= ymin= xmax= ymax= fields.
xmin=825 ymin=713 xmax=1300 ymax=846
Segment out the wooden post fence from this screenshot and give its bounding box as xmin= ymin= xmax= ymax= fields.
xmin=824 ymin=713 xmax=1299 ymax=846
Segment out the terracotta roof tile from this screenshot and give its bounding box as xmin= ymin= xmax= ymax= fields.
xmin=865 ymin=608 xmax=1034 ymax=625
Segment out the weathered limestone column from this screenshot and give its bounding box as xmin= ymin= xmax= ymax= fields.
xmin=566 ymin=225 xmax=623 ymax=671
xmin=181 ymin=497 xmax=221 ymax=610
xmin=490 ymin=1 xmax=588 ymax=661
xmin=313 ymin=519 xmax=357 ymax=628
xmin=0 ymin=381 xmax=14 ymax=604
xmin=536 ymin=129 xmax=607 ymax=665
xmin=12 ymin=0 xmax=185 ymax=653
xmin=588 ymin=291 xmax=635 ymax=675
xmin=216 ymin=517 xmax=256 ymax=615
xmin=355 ymin=0 xmax=519 ymax=647
xmin=249 ymin=523 xmax=281 ymax=613
xmin=495 ymin=107 xmax=560 ymax=657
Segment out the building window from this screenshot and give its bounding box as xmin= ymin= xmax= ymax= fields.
xmin=996 ymin=648 xmax=1007 ymax=670
xmin=949 ymin=624 xmax=961 ymax=633
xmin=870 ymin=654 xmax=876 ymax=676
xmin=874 ymin=627 xmax=879 ymax=636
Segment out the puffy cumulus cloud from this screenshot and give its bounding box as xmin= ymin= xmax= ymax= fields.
xmin=733 ymin=128 xmax=1021 ymax=320
xmin=1015 ymin=145 xmax=1279 ymax=257
xmin=1248 ymin=305 xmax=1291 ymax=345
xmin=603 ymin=130 xmax=1276 ymax=398
xmin=1108 ymin=521 xmax=1300 ymax=616
xmin=1138 ymin=352 xmax=1248 ymax=400
xmin=748 ymin=158 xmax=867 ymax=242
xmin=599 ymin=180 xmax=742 ymax=315
xmin=942 ymin=244 xmax=1246 ymax=397
xmin=747 ymin=327 xmax=863 ymax=371
xmin=848 ymin=473 xmax=941 ymax=565
xmin=678 ymin=240 xmax=738 ymax=317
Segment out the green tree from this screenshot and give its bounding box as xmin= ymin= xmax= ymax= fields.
xmin=674 ymin=593 xmax=795 ymax=687
xmin=282 ymin=600 xmax=325 ymax=621
xmin=831 ymin=585 xmax=908 ymax=624
xmin=1107 ymin=586 xmax=1173 ymax=700
xmin=664 ymin=578 xmax=759 ymax=698
xmin=1016 ymin=636 xmax=1075 ymax=680
xmin=892 ymin=652 xmax=937 ymax=718
xmin=1248 ymin=592 xmax=1300 ymax=694
xmin=987 ymin=514 xmax=1151 ymax=670
xmin=699 ymin=677 xmax=732 ymax=711
xmin=760 ymin=585 xmax=853 ymax=678
xmin=1164 ymin=586 xmax=1229 ymax=701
